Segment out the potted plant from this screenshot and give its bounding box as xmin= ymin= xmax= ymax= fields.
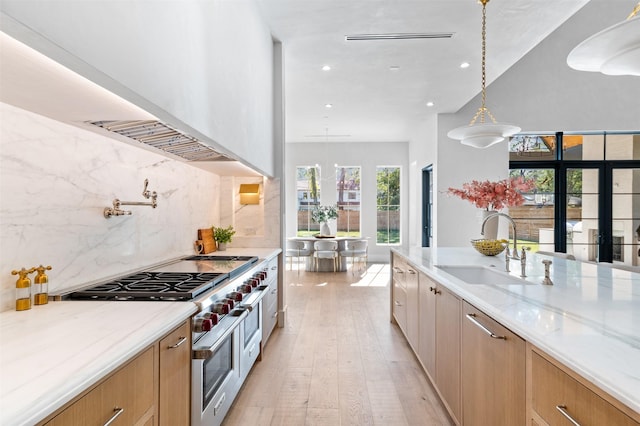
xmin=213 ymin=225 xmax=235 ymax=251
xmin=311 ymin=204 xmax=338 ymax=236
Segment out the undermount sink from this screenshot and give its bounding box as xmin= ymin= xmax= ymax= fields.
xmin=435 ymin=265 xmax=534 ymax=286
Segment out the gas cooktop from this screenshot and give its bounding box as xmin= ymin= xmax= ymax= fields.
xmin=69 ymin=271 xmax=228 ymax=301
xmin=67 ymin=255 xmax=259 ymax=301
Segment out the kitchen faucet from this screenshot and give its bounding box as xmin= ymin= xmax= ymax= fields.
xmin=481 ymin=212 xmax=519 ymax=259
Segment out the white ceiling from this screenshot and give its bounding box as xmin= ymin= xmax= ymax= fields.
xmin=0 ymin=0 xmax=590 ymax=175
xmin=256 ymin=0 xmax=589 ymax=143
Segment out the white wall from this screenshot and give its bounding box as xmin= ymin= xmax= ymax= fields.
xmin=408 ymin=0 xmax=640 ymax=249
xmin=1 ymin=0 xmax=276 ymax=176
xmin=286 ymin=142 xmax=408 ymax=262
xmin=0 ymin=103 xmax=221 ymax=312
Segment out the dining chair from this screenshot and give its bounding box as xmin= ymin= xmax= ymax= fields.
xmin=313 ymin=240 xmax=339 ymax=272
xmin=285 ymin=240 xmax=312 ymax=274
xmin=339 ymin=239 xmax=368 ymax=274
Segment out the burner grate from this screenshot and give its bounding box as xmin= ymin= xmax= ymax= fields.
xmin=69 ymin=272 xmax=228 ymax=301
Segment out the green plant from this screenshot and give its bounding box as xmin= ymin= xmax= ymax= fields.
xmin=213 ymin=225 xmax=235 ymax=243
xmin=311 ymin=204 xmax=338 ymax=224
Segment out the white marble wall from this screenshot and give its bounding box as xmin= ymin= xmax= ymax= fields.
xmin=0 ymin=102 xmax=221 ymax=312
xmin=219 ymin=176 xmax=280 ymax=249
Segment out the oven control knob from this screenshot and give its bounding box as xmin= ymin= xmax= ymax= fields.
xmin=228 ymin=292 xmax=243 ymax=302
xmin=239 ymin=284 xmax=252 ymax=293
xmin=249 ymin=278 xmax=259 ymax=288
xmin=222 ymin=298 xmax=234 ymax=309
xmin=213 ymin=303 xmax=230 ymax=315
xmin=193 ymin=318 xmax=213 ymax=332
xmin=203 ymin=312 xmax=219 ymax=325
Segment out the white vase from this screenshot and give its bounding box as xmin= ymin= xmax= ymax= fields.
xmin=480 ymin=210 xmax=499 ymax=240
xmin=217 ymin=242 xmax=227 ymax=251
xmin=320 ymin=222 xmax=331 ymax=236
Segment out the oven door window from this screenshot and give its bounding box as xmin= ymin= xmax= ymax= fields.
xmin=244 ymin=305 xmax=260 ymax=347
xmin=202 ymin=334 xmax=233 ymax=408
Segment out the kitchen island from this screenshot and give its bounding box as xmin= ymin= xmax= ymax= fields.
xmin=0 ymin=247 xmax=280 ymax=426
xmin=391 ymin=246 xmax=640 ymax=425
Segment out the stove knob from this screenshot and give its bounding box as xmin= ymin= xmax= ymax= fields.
xmin=193 ymin=318 xmax=213 ymax=332
xmin=240 ymin=284 xmax=252 ymax=293
xmin=223 ymin=298 xmax=235 ymax=309
xmin=249 ymin=278 xmax=259 ymax=288
xmin=203 ymin=312 xmax=219 ymax=325
xmin=228 ymin=291 xmax=243 ymax=302
xmin=213 ymin=303 xmax=230 ymax=315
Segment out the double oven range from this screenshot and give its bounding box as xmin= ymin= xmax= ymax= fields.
xmin=67 ymin=254 xmax=272 ymax=426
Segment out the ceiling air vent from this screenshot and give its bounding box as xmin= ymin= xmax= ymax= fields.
xmin=87 ymin=120 xmax=234 ymax=162
xmin=345 ymin=32 xmax=454 ymax=41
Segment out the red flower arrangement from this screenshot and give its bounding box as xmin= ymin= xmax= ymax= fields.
xmin=447 ymin=177 xmax=535 ymax=211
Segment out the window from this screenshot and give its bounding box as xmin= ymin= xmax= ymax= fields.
xmin=296 ymin=166 xmax=320 ymax=236
xmin=335 ymin=166 xmax=360 ymax=236
xmin=510 ymin=132 xmax=640 ymax=266
xmin=377 ymin=166 xmax=400 ymax=244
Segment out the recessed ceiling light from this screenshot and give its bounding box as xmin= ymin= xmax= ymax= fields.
xmin=322 ymin=65 xmax=331 ymax=71
xmin=426 ymin=102 xmax=435 ymax=107
xmin=325 ymin=103 xmax=333 ymax=108
xmin=389 ymin=65 xmax=400 ymax=71
xmin=460 ymin=62 xmax=470 ymax=69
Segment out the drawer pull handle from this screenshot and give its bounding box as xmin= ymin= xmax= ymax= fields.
xmin=104 ymin=407 xmax=124 ymax=426
xmin=556 ymin=405 xmax=581 ymax=426
xmin=272 ymin=311 xmax=278 ymax=319
xmin=393 ymin=267 xmax=404 ymax=273
xmin=168 ymin=336 xmax=187 ymax=349
xmin=394 ymin=300 xmax=402 ymax=306
xmin=465 ymin=313 xmax=506 ymax=340
xmin=408 ymin=269 xmax=416 ymax=274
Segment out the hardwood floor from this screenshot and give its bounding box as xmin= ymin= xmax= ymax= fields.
xmin=223 ymin=263 xmax=454 ymax=426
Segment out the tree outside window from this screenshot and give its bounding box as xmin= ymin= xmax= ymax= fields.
xmin=335 ymin=166 xmax=361 ymax=236
xmin=377 ymin=167 xmax=400 ymax=244
xmin=296 ymin=166 xmax=321 ymax=236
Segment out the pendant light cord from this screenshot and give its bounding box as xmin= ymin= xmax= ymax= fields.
xmin=469 ymin=0 xmax=497 ymax=126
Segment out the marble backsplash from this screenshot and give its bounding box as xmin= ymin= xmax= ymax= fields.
xmin=0 ymin=102 xmax=223 ymax=312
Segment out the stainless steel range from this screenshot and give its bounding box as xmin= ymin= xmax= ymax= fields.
xmin=65 ymin=254 xmax=269 ymax=426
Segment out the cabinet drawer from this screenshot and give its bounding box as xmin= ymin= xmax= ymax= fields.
xmin=531 ymin=351 xmax=638 ymax=426
xmin=46 ymin=346 xmax=155 ymax=426
xmin=392 ymin=282 xmax=407 ymax=333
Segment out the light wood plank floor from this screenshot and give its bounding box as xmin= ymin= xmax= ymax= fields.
xmin=223 ymin=263 xmax=454 ymax=426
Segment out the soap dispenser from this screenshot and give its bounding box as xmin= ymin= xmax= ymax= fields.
xmin=11 ymin=267 xmax=36 ymax=311
xmin=33 ymin=265 xmax=52 ymax=305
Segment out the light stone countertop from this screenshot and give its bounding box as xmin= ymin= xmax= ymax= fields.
xmin=0 ymin=247 xmax=281 ymax=426
xmin=392 ymin=246 xmax=640 ymax=416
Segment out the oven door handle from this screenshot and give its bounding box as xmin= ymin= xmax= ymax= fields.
xmin=239 ymin=286 xmax=268 ymax=311
xmin=192 ymin=310 xmax=247 ymax=360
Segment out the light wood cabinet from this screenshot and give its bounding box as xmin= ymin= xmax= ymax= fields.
xmin=435 ymin=285 xmax=461 ymax=424
xmin=530 ymin=348 xmax=640 ymax=426
xmin=418 ymin=271 xmax=436 ymax=379
xmin=462 ymin=301 xmax=526 ymax=426
xmin=404 ymin=263 xmax=419 ymax=348
xmin=159 ymin=321 xmax=191 ymax=426
xmin=391 ymin=256 xmax=408 ymax=332
xmin=45 ymin=346 xmax=156 ymax=426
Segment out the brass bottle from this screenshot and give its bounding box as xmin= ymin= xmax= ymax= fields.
xmin=33 ymin=265 xmax=52 ymax=305
xmin=11 ymin=267 xmax=36 ymax=311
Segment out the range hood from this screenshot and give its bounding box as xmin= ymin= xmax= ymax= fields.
xmin=88 ymin=120 xmax=235 ymax=162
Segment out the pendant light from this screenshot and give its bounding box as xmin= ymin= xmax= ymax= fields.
xmin=447 ymin=0 xmax=520 ymax=149
xmin=567 ymin=2 xmax=640 ymax=76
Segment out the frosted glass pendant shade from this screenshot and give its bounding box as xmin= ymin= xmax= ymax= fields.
xmin=447 ymin=123 xmax=521 ymax=149
xmin=567 ymin=16 xmax=640 ymax=76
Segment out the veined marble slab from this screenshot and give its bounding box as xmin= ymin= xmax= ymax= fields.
xmin=393 ymin=246 xmax=640 ymax=415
